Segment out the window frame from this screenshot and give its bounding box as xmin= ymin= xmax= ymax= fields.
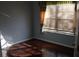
xmin=40 ymin=2 xmax=77 ymax=36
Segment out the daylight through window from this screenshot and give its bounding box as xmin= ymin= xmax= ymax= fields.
xmin=42 ymin=2 xmax=76 ymax=35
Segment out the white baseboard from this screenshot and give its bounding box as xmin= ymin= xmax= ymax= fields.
xmin=33 ymin=37 xmax=74 ymax=48
xmin=3 ymin=37 xmax=74 ymax=49
xmin=13 ymin=38 xmax=33 ymax=45
xmin=2 ymin=38 xmax=33 ymax=49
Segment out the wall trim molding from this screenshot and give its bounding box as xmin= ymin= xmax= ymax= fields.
xmin=12 ymin=38 xmax=32 ymax=45
xmin=32 ymin=37 xmax=74 ymax=48
xmin=6 ymin=37 xmax=74 ymax=48
xmin=2 ymin=38 xmax=32 ymax=50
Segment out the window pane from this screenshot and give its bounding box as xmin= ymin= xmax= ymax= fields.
xmin=43 ymin=18 xmax=56 ymax=29
xmin=42 ymin=5 xmax=56 ymax=30
xmin=45 ymin=5 xmax=56 ymax=18
xmin=62 ymin=19 xmax=73 ymax=32
xmin=43 ymin=18 xmax=51 ymax=28
xmin=42 ymin=3 xmax=75 ymax=34
xmin=57 ymin=4 xmax=75 ymax=19
xmin=57 ymin=4 xmax=75 ymax=32
xmin=58 ymin=19 xmax=63 ymax=30
xmin=49 ymin=18 xmax=56 ymax=29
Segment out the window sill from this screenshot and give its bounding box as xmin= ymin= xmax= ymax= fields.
xmin=42 ymin=30 xmax=75 ymax=36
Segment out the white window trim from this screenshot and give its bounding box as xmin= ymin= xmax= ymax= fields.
xmin=42 ymin=28 xmax=74 ymax=36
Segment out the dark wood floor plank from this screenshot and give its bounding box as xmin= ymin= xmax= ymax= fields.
xmin=25 ymin=38 xmax=74 ymax=56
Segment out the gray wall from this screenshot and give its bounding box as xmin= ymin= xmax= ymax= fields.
xmin=33 ymin=2 xmax=75 ymax=47
xmin=0 ymin=1 xmax=33 ymax=44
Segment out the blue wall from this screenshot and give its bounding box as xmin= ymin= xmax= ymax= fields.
xmin=0 ymin=1 xmax=33 ymax=44
xmin=33 ymin=2 xmax=75 ymax=47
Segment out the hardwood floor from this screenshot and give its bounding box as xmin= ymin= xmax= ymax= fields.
xmin=25 ymin=38 xmax=74 ymax=57
xmin=7 ymin=42 xmax=42 ymax=57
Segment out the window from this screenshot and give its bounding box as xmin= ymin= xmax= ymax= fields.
xmin=41 ymin=2 xmax=76 ymax=35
